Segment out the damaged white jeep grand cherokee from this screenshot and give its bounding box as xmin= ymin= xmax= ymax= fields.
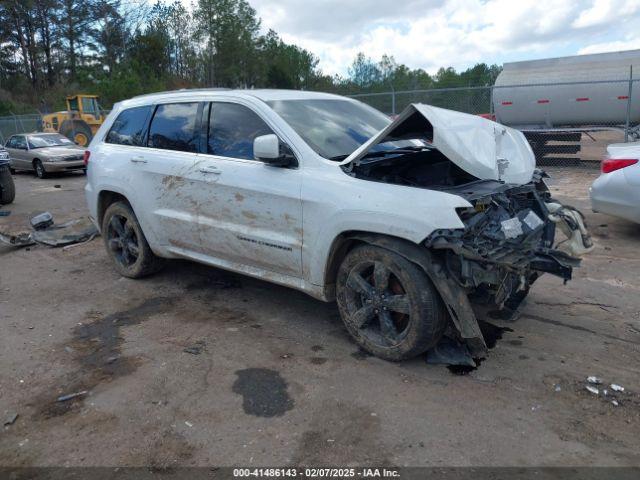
xmin=85 ymin=89 xmax=592 ymax=361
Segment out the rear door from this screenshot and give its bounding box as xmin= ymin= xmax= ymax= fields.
xmin=6 ymin=136 xmax=30 ymax=169
xmin=98 ymin=103 xmax=204 ymax=252
xmin=192 ymin=101 xmax=303 ymax=277
xmin=134 ymin=102 xmax=206 ymax=252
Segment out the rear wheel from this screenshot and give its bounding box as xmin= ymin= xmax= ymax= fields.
xmin=102 ymin=201 xmax=164 ymax=278
xmin=34 ymin=159 xmax=47 ymax=179
xmin=336 ymin=244 xmax=447 ymax=361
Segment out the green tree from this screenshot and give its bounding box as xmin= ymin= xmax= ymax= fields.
xmin=257 ymin=30 xmax=319 ymax=89
xmin=194 ymin=0 xmax=261 ymax=87
xmin=348 ymin=52 xmax=381 ymax=89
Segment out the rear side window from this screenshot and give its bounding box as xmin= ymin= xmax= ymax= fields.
xmin=8 ymin=136 xmax=26 ymax=149
xmin=208 ymin=102 xmax=273 ymax=160
xmin=106 ymin=106 xmax=151 ymax=146
xmin=148 ymin=103 xmax=200 ymax=153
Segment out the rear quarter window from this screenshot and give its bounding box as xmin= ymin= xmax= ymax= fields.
xmin=106 ymin=106 xmax=152 ymax=146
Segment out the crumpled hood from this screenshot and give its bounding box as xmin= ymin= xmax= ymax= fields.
xmin=341 ymin=103 xmax=536 ymax=185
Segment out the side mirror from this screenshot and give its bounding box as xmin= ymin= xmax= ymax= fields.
xmin=253 ymin=134 xmax=297 ymax=168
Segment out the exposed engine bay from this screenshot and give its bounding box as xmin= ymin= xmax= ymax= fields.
xmin=343 ymin=147 xmax=594 ymax=358
xmin=343 ymin=147 xmax=479 ymax=189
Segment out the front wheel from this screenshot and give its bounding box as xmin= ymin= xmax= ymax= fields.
xmin=34 ymin=159 xmax=47 ymax=179
xmin=336 ymin=244 xmax=447 ymax=361
xmin=102 ymin=201 xmax=164 ymax=278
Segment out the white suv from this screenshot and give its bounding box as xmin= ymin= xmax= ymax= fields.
xmin=85 ymin=89 xmax=590 ymax=361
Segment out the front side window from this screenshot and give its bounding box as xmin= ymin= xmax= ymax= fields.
xmin=208 ymin=102 xmax=273 ymax=160
xmin=148 ymin=103 xmax=200 ymax=153
xmin=9 ymin=136 xmax=27 ymax=149
xmin=106 ymin=106 xmax=152 ymax=146
xmin=68 ymin=97 xmax=79 ymax=111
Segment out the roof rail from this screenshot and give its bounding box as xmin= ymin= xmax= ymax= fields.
xmin=130 ymin=88 xmax=233 ymax=100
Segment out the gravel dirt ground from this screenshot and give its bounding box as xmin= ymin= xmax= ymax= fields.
xmin=0 ymin=167 xmax=639 ymax=468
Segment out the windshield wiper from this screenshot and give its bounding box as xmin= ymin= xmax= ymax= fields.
xmin=329 ymin=145 xmax=430 ymax=162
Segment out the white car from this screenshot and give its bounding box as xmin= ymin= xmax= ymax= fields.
xmin=590 ymin=141 xmax=640 ymax=224
xmin=85 ymin=89 xmax=590 ymax=361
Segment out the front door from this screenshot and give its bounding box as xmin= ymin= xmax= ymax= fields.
xmin=193 ymin=101 xmax=303 ymax=278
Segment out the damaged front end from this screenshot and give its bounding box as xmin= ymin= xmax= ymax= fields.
xmin=424 ymin=172 xmax=591 ymax=334
xmin=341 ymin=103 xmax=593 ymax=359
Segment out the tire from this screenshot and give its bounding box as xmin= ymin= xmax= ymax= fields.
xmin=61 ymin=121 xmax=92 ymax=147
xmin=336 ymin=244 xmax=447 ymax=361
xmin=101 ymin=201 xmax=164 ymax=278
xmin=0 ymin=167 xmax=15 ymax=204
xmin=34 ymin=159 xmax=47 ymax=179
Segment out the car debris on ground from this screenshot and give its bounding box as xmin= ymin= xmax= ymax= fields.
xmin=30 ymin=211 xmax=54 ymax=230
xmin=56 ymin=390 xmax=88 ymax=402
xmin=32 ymin=217 xmax=98 ymax=247
xmin=183 ymin=341 xmax=206 ymax=355
xmin=0 ymin=212 xmax=98 ymax=248
xmin=0 ymin=227 xmax=34 ymax=247
xmin=425 ymin=336 xmax=475 ymax=367
xmin=582 ymin=377 xmax=630 ymax=407
xmin=585 ymin=385 xmax=599 ymax=395
xmin=4 ymin=412 xmax=18 ymax=426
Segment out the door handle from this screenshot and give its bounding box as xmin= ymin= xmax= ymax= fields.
xmin=130 ymin=156 xmax=147 ymax=163
xmin=199 ymin=166 xmax=221 ymax=175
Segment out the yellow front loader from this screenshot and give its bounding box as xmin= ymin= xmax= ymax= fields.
xmin=41 ymin=94 xmax=105 ymax=147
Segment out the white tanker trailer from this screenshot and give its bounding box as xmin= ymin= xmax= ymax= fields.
xmin=492 ymin=50 xmax=639 ymax=163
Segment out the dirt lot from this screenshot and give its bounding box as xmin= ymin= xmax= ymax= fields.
xmin=1 ymin=168 xmax=639 ymax=468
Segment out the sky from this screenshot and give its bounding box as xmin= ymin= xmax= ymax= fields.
xmin=241 ymin=0 xmax=640 ymax=76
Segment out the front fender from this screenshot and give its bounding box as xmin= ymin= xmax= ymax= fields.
xmin=303 ymin=190 xmax=471 ymax=287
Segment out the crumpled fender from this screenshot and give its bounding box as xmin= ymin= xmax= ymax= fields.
xmin=346 ymin=233 xmax=488 ymax=357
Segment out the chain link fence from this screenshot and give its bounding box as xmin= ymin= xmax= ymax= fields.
xmin=349 ymin=78 xmax=639 ymax=168
xmin=0 ymin=113 xmax=43 ymax=145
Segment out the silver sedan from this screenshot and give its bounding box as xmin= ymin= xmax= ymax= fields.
xmin=5 ymin=132 xmax=86 ymax=179
xmin=590 ymin=141 xmax=640 ymax=224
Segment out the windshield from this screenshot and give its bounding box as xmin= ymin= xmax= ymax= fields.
xmin=28 ymin=134 xmax=75 ymax=149
xmin=267 ymin=99 xmax=418 ymax=160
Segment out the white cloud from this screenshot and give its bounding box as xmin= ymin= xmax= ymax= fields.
xmin=578 ymin=37 xmax=640 ymax=55
xmin=247 ymin=0 xmax=640 ymax=75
